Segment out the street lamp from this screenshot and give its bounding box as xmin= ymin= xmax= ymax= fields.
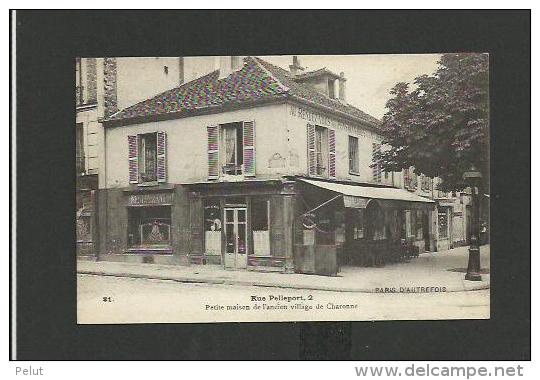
xmin=463 ymin=165 xmax=483 ymax=281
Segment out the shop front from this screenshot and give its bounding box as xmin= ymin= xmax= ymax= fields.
xmin=293 ymin=178 xmax=436 ymax=274
xmin=185 ymin=180 xmax=295 ymax=272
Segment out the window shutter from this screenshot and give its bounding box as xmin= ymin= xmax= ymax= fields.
xmin=243 ymin=121 xmax=256 ymax=177
xmin=307 ymin=124 xmax=316 ymax=176
xmin=156 ymin=131 xmax=167 ymax=183
xmin=128 ymin=135 xmax=138 ymax=184
xmin=207 ymin=125 xmax=219 ymax=179
xmin=328 ymin=129 xmax=336 ymax=178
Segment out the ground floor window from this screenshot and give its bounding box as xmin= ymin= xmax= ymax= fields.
xmin=416 ymin=210 xmax=424 ymax=240
xmin=204 ymin=199 xmax=222 ymax=255
xmin=367 ymin=203 xmax=386 ymax=240
xmin=405 ymin=210 xmax=412 ymax=239
xmin=438 ymin=208 xmax=450 ymax=239
xmin=128 ymin=206 xmax=171 ymax=247
xmin=251 ymin=199 xmax=270 ymax=255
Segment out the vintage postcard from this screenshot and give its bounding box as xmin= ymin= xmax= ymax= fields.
xmin=76 ymin=54 xmax=490 ymax=324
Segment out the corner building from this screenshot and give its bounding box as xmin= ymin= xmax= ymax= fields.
xmin=98 ymin=56 xmax=437 ymax=275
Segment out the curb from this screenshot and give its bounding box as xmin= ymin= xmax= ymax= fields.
xmin=77 ymin=270 xmax=490 ymax=294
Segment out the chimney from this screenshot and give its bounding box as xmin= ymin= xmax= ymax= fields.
xmin=338 ymin=71 xmax=347 ymax=102
xmin=231 ymin=56 xmax=243 ymax=71
xmin=218 ymin=56 xmax=233 ymax=79
xmin=218 ymin=56 xmax=243 ymax=79
xmin=289 ymin=55 xmax=304 ymax=76
xmin=178 ymin=57 xmax=184 ymax=85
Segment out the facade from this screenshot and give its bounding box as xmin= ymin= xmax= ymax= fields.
xmin=396 ymin=169 xmax=472 ymax=252
xmin=89 ymin=55 xmax=470 ymax=274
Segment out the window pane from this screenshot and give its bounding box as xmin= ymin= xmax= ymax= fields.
xmin=238 ymin=224 xmax=246 ymax=254
xmin=349 ymin=136 xmax=358 ymax=172
xmin=438 ymin=209 xmax=448 ymax=238
xmin=251 ymin=200 xmax=268 ymax=231
xmin=225 ymin=226 xmax=235 ymax=253
xmin=224 ymin=127 xmax=236 ymax=164
xmin=139 ymin=133 xmax=157 ymax=182
xmin=128 ymin=206 xmax=171 ymax=246
xmin=204 ymin=199 xmax=222 ymax=231
xmin=237 ymin=209 xmax=246 ymax=223
xmin=315 ymin=126 xmax=327 ymax=175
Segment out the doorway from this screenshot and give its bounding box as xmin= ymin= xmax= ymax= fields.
xmin=224 ymin=207 xmax=248 ymax=269
xmin=422 ymin=211 xmax=430 ymax=251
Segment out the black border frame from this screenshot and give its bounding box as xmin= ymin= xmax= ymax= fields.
xmin=12 ymin=9 xmax=531 ymax=360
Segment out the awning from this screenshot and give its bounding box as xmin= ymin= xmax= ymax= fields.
xmin=297 ymin=178 xmax=435 ymax=210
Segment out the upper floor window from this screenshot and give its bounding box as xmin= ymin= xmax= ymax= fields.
xmin=328 ymin=79 xmax=336 ymax=99
xmin=76 ymin=123 xmax=85 ymax=174
xmin=207 ymin=121 xmax=255 ymax=179
xmin=128 ymin=131 xmax=167 ymax=185
xmin=140 ymin=133 xmax=158 ymax=182
xmin=76 ymin=58 xmax=83 ymax=106
xmin=307 ymin=124 xmax=336 ymax=178
xmin=372 ymin=143 xmax=382 ymax=182
xmin=315 ymin=126 xmax=327 ymax=176
xmin=348 ymin=135 xmax=359 ymax=174
xmin=75 ymin=58 xmax=97 ymax=106
xmin=404 ymin=167 xmax=417 ymax=190
xmin=222 ymin=122 xmax=244 ymax=175
xmin=420 ymin=175 xmax=432 ymax=191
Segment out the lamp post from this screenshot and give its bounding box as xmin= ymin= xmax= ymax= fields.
xmin=463 ymin=165 xmax=482 ymax=281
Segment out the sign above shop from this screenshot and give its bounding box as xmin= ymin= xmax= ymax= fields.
xmin=128 ymin=192 xmax=173 ymax=206
xmin=343 ymin=195 xmax=370 ymax=209
xmin=289 ymin=104 xmax=380 ymax=141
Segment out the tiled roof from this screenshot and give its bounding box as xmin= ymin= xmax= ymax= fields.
xmin=106 ymin=56 xmax=380 ymax=128
xmin=253 ymin=57 xmax=381 ymax=127
xmin=293 ymin=67 xmax=340 ymax=80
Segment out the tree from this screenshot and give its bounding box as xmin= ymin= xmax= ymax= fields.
xmin=378 ymin=53 xmax=489 ymax=192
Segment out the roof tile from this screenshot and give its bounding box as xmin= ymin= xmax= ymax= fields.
xmin=106 ymin=56 xmax=380 ymax=128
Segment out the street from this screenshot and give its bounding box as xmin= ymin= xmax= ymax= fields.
xmin=77 ymin=274 xmax=490 ymax=324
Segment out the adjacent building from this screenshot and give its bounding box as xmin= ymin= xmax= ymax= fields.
xmin=76 ymin=56 xmax=240 ymax=256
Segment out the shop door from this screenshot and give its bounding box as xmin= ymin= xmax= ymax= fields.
xmin=422 ymin=212 xmax=430 ymax=251
xmin=224 ymin=208 xmax=248 ymax=269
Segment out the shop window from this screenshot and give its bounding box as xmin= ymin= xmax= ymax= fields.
xmin=222 ymin=122 xmax=244 ymax=175
xmin=204 ymin=199 xmax=222 ymax=255
xmin=139 ymin=133 xmax=158 ymax=183
xmin=348 ymin=135 xmax=359 ymax=174
xmin=251 ymin=199 xmax=270 ymax=255
xmin=405 ymin=210 xmax=412 ymax=238
xmin=128 ymin=206 xmax=171 ymax=247
xmin=416 ymin=210 xmax=424 ymax=240
xmin=438 ymin=208 xmax=449 ymax=239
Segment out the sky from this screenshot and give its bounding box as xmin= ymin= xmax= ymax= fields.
xmin=262 ymin=54 xmax=442 ymax=119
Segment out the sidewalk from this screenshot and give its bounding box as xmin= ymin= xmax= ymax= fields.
xmin=77 ymin=245 xmax=490 ymax=293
